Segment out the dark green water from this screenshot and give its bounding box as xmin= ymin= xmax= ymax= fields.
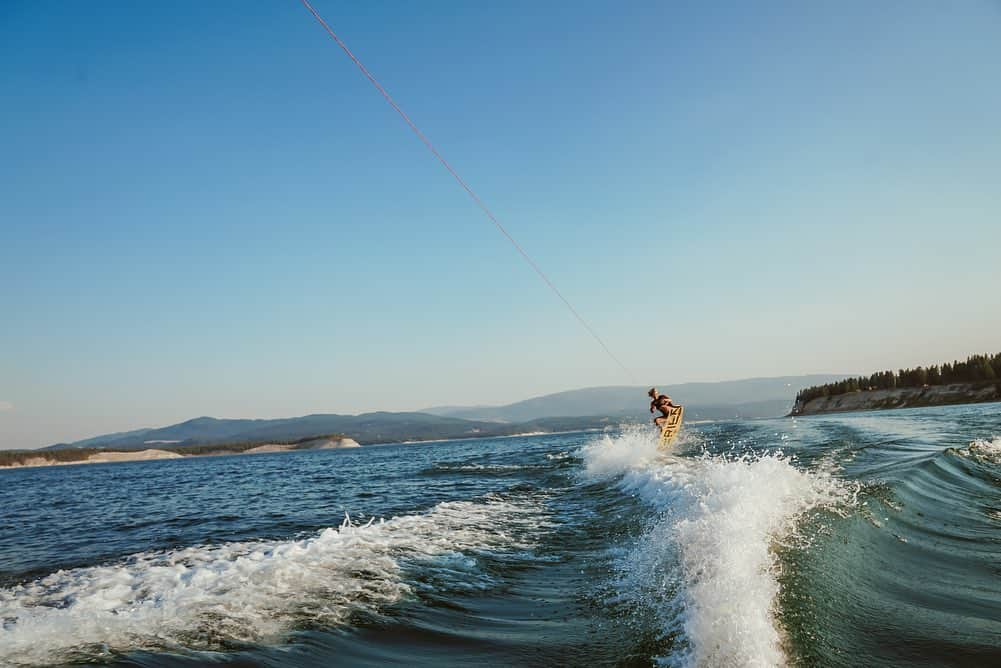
xmin=1 ymin=403 xmax=999 ymax=666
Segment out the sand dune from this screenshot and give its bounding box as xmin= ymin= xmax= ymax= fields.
xmin=245 ymin=437 xmax=361 ymax=454
xmin=2 ymin=449 xmax=182 ymax=469
xmin=86 ymin=449 xmax=183 ymax=463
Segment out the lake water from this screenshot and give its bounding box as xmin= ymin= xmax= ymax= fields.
xmin=2 ymin=403 xmax=1000 ymax=666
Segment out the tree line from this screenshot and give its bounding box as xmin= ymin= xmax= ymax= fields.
xmin=795 ymin=352 xmax=1001 ymax=404
xmin=0 ymin=432 xmax=349 ymax=467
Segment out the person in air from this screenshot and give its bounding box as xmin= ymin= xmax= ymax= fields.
xmin=648 ymin=387 xmax=679 ymax=429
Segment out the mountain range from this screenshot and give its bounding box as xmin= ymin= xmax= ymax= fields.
xmin=45 ymin=374 xmax=848 ymax=451
xmin=46 ymin=413 xmax=620 ymax=451
xmin=422 ymin=375 xmax=847 ymax=421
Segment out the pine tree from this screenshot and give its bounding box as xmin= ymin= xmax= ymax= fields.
xmin=793 ymin=352 xmax=1000 ymax=404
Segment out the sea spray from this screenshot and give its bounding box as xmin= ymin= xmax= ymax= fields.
xmin=957 ymin=435 xmax=1001 ymax=464
xmin=0 ymin=497 xmax=544 ymax=667
xmin=582 ymin=427 xmax=852 ymax=667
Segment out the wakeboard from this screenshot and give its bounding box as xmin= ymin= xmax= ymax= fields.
xmin=657 ymin=405 xmax=684 ymax=449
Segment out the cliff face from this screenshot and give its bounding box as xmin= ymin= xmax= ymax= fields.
xmin=790 ymin=382 xmax=1001 ymax=416
xmin=1 ymin=449 xmax=183 ymax=469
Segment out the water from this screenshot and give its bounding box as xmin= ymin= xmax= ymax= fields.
xmin=1 ymin=403 xmax=999 ymax=667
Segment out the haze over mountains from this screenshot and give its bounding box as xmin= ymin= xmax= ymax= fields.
xmin=423 ymin=376 xmax=848 ymax=422
xmin=46 ymin=413 xmax=627 ymax=451
xmin=44 ymin=375 xmax=848 ymax=451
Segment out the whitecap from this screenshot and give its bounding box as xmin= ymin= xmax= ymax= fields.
xmin=582 ymin=428 xmax=852 ymax=667
xmin=0 ymin=497 xmax=543 ymax=667
xmin=959 ymin=436 xmax=1001 ymax=464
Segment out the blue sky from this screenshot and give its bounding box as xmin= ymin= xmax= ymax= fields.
xmin=2 ymin=1 xmax=999 ymax=448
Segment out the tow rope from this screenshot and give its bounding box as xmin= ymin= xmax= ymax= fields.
xmin=299 ymin=0 xmax=635 ymax=382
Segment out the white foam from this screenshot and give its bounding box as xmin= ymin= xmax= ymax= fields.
xmin=583 ymin=427 xmax=851 ymax=667
xmin=582 ymin=424 xmax=697 ymax=477
xmin=430 ymin=463 xmax=528 ymax=472
xmin=0 ymin=498 xmax=543 ymax=667
xmin=961 ymin=436 xmax=1001 ymax=464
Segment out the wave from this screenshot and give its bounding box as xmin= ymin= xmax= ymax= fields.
xmin=422 ymin=462 xmax=539 ymax=474
xmin=582 ymin=427 xmax=853 ymax=667
xmin=0 ymin=497 xmax=543 ymax=667
xmin=953 ymin=435 xmax=1001 ymax=464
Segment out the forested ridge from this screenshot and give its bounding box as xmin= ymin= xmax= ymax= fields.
xmin=796 ymin=353 xmax=1001 ymax=404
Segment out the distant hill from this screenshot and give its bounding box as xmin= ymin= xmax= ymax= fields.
xmin=42 ymin=375 xmax=850 ymax=452
xmin=44 ymin=412 xmax=623 ymax=451
xmin=57 ymin=427 xmax=154 ymax=449
xmin=422 ymin=375 xmax=850 ymax=422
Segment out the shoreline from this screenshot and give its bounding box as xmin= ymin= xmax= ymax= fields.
xmin=0 ymin=428 xmax=623 ymax=470
xmin=789 ymin=382 xmax=1000 ymax=417
xmin=0 ymin=448 xmax=185 ymax=470
xmin=0 ymin=429 xmax=618 ymax=471
xmin=1 ymin=420 xmax=765 ymax=470
xmin=0 ymin=437 xmax=361 ymax=471
xmin=385 ymin=427 xmax=607 ymax=447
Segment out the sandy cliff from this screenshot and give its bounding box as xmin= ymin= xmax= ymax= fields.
xmin=3 ymin=449 xmax=182 ymax=469
xmin=245 ymin=437 xmax=361 ymax=453
xmin=1 ymin=439 xmax=362 ymax=469
xmin=791 ymin=382 xmax=1000 ymax=416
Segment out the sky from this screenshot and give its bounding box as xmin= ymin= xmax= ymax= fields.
xmin=2 ymin=1 xmax=1000 ymax=449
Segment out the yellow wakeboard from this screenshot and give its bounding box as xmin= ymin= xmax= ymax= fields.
xmin=658 ymin=406 xmax=684 ymax=449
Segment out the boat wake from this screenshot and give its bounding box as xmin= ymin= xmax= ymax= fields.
xmin=582 ymin=427 xmax=853 ymax=667
xmin=0 ymin=497 xmax=544 ymax=667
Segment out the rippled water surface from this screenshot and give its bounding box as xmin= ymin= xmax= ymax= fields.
xmin=2 ymin=403 xmax=1000 ymax=666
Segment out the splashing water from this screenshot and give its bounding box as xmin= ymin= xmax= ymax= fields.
xmin=0 ymin=498 xmax=543 ymax=667
xmin=957 ymin=435 xmax=1001 ymax=464
xmin=582 ymin=427 xmax=852 ymax=667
